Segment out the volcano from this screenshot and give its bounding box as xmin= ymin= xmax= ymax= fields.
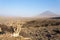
xmin=35 ymin=11 xmax=60 ymax=18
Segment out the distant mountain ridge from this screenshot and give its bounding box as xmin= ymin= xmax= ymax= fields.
xmin=35 ymin=11 xmax=60 ymax=18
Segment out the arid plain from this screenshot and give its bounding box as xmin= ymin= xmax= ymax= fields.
xmin=0 ymin=16 xmax=60 ymax=40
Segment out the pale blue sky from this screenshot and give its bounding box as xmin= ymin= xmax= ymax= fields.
xmin=0 ymin=0 xmax=60 ymax=17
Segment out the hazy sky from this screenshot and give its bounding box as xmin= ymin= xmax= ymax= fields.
xmin=0 ymin=0 xmax=60 ymax=17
